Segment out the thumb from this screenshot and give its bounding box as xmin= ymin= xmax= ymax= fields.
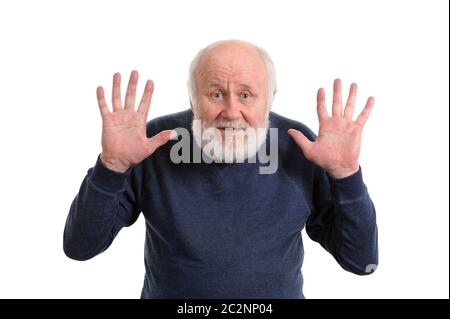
xmin=288 ymin=129 xmax=313 ymax=157
xmin=146 ymin=129 xmax=178 ymax=156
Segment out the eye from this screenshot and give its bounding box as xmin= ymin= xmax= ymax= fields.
xmin=240 ymin=92 xmax=252 ymax=99
xmin=212 ymin=91 xmax=224 ymax=99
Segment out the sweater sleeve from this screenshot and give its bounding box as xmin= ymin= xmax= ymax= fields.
xmin=63 ymin=156 xmax=141 ymax=261
xmin=305 ymin=166 xmax=378 ymax=275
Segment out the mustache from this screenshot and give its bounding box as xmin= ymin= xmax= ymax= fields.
xmin=207 ymin=118 xmax=250 ymax=130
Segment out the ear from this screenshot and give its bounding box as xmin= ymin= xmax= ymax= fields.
xmin=267 ymin=90 xmax=277 ymax=112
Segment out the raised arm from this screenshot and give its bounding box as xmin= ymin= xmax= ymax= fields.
xmin=63 ymin=71 xmax=176 ymax=261
xmin=289 ymin=79 xmax=378 ymax=274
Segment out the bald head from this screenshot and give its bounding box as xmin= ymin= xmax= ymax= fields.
xmin=198 ymin=40 xmax=265 ymax=70
xmin=187 ymin=40 xmax=276 ymax=108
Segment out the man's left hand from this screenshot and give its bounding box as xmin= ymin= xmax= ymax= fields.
xmin=288 ymin=79 xmax=374 ymax=179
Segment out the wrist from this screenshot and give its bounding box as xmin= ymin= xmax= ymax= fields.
xmin=100 ymin=153 xmax=130 ymax=173
xmin=328 ymin=165 xmax=359 ymax=179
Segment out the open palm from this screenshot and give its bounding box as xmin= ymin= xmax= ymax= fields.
xmin=97 ymin=71 xmax=175 ymax=173
xmin=289 ymin=79 xmax=374 ymax=179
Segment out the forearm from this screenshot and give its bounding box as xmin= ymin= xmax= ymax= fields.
xmin=307 ymin=167 xmax=378 ymax=275
xmin=63 ymin=156 xmax=134 ymax=261
xmin=328 ymin=168 xmax=378 ymax=274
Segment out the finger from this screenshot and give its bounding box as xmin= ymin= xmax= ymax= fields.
xmin=316 ymin=87 xmax=329 ymax=122
xmin=137 ymin=80 xmax=154 ymax=118
xmin=344 ymin=83 xmax=357 ymax=120
xmin=146 ymin=129 xmax=178 ymax=156
xmin=332 ymin=78 xmax=343 ymax=117
xmin=355 ymin=97 xmax=374 ymax=127
xmin=288 ymin=129 xmax=313 ymax=159
xmin=96 ymin=86 xmax=110 ymax=117
xmin=124 ymin=70 xmax=138 ymax=111
xmin=112 ymin=72 xmax=123 ymax=111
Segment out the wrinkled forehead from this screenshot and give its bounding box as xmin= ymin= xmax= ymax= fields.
xmin=196 ymin=45 xmax=268 ymax=85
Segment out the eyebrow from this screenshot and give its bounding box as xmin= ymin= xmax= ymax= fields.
xmin=207 ymin=82 xmax=254 ymax=89
xmin=238 ymin=83 xmax=253 ymax=90
xmin=208 ymin=82 xmax=222 ymax=88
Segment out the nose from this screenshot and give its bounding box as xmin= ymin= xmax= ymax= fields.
xmin=221 ymin=96 xmax=242 ymax=121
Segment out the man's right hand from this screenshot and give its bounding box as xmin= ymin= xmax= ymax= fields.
xmin=97 ymin=71 xmax=176 ymax=173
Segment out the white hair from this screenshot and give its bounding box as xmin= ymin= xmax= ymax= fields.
xmin=187 ymin=40 xmax=277 ymax=110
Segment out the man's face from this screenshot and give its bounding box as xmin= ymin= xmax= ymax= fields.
xmin=191 ymin=41 xmax=271 ymax=162
xmin=193 ymin=42 xmax=269 ymax=131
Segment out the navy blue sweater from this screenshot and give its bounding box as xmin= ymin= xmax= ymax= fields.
xmin=63 ymin=110 xmax=378 ymax=298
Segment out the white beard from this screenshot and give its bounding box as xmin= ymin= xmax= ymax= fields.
xmin=192 ymin=115 xmax=269 ymax=163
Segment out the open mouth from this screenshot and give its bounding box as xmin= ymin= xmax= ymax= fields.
xmin=217 ymin=127 xmax=245 ymax=135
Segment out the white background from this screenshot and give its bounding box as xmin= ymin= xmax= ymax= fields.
xmin=0 ymin=0 xmax=448 ymax=299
